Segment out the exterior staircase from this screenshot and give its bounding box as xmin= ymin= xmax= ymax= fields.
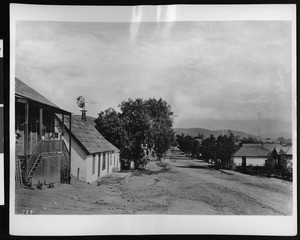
xmin=22 ymin=140 xmax=70 ymax=185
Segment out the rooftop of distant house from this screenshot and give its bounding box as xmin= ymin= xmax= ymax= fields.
xmin=233 ymin=143 xmax=293 ymax=157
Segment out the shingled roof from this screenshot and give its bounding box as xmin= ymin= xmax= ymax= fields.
xmin=15 ymin=77 xmax=70 ymax=114
xmin=285 ymin=146 xmax=293 ymax=155
xmin=57 ymin=115 xmax=119 ymax=155
xmin=72 ymin=114 xmax=96 ymax=126
xmin=16 ymin=77 xmax=58 ymax=107
xmin=233 ymin=144 xmax=270 ymax=157
xmin=233 ymin=143 xmax=293 ymax=157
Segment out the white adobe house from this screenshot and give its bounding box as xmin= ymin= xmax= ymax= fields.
xmin=231 ymin=144 xmax=270 ymax=167
xmin=55 ymin=115 xmax=120 ymax=183
xmin=231 ymin=143 xmax=293 ymax=168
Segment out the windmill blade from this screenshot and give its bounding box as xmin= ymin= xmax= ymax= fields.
xmin=76 ymin=96 xmax=85 ymax=108
xmin=85 ymin=101 xmax=97 ymax=104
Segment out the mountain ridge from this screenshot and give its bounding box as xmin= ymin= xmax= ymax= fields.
xmin=173 ymin=128 xmax=291 ymax=140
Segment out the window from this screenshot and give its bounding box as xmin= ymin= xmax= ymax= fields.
xmin=110 ymin=154 xmax=112 ymax=165
xmin=102 ymin=153 xmax=106 ymax=170
xmin=114 ymin=155 xmax=116 ymax=165
xmin=92 ymin=154 xmax=95 ymax=174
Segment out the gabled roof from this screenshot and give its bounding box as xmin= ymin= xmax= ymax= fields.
xmin=262 ymin=143 xmax=281 ymax=152
xmin=72 ymin=114 xmax=96 ymax=126
xmin=15 ymin=77 xmax=70 ymax=115
xmin=233 ymin=143 xmax=293 ymax=157
xmin=262 ymin=144 xmax=292 ymax=156
xmin=285 ymin=146 xmax=293 ymax=155
xmin=233 ymin=144 xmax=270 ymax=157
xmin=56 ymin=115 xmax=119 ymax=155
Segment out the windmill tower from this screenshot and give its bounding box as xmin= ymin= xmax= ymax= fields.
xmin=76 ymin=96 xmax=87 ymax=121
xmin=76 ymin=96 xmax=97 ymax=121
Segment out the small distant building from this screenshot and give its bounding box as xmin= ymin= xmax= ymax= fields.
xmin=284 ymin=146 xmax=293 ymax=160
xmin=231 ymin=143 xmax=293 ymax=168
xmin=55 ymin=115 xmax=120 ymax=183
xmin=231 ymin=144 xmax=270 ymax=167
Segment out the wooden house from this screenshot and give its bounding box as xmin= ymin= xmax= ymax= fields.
xmin=55 ymin=114 xmax=120 ymax=184
xmin=15 ymin=77 xmax=72 ymax=186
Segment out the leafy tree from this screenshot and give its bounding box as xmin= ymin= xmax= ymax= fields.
xmin=201 ymin=134 xmax=217 ymax=161
xmin=240 ymin=136 xmax=259 ymax=145
xmin=277 ymin=137 xmax=285 ymax=144
xmin=265 ymin=154 xmax=275 ymax=177
xmin=94 ymin=108 xmax=129 ymax=153
xmin=215 ymin=133 xmax=235 ymax=167
xmin=170 ymin=140 xmax=178 ymax=147
xmin=177 ymin=131 xmax=236 ymax=167
xmin=277 ymin=151 xmax=288 ymax=171
xmin=119 ymin=98 xmax=151 ymax=167
xmin=95 ymin=98 xmax=174 ymax=169
xmin=144 ymin=98 xmax=174 ymax=161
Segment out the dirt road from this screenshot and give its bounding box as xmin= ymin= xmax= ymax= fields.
xmin=16 ymin=151 xmax=293 ymax=215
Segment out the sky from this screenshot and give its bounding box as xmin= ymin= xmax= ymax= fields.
xmin=15 ymin=20 xmax=293 ymax=135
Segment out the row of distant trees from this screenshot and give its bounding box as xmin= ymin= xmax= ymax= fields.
xmin=175 ymin=133 xmax=265 ymax=168
xmin=176 ymin=132 xmax=237 ymax=168
xmin=94 ymin=98 xmax=174 ymax=169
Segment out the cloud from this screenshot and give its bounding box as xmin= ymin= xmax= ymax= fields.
xmin=15 ymin=21 xmax=293 ymax=134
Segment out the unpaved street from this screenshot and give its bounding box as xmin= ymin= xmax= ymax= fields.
xmin=16 ymin=151 xmax=293 ymax=215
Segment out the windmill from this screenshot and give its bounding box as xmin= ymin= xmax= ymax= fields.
xmin=76 ymin=96 xmax=96 ymax=121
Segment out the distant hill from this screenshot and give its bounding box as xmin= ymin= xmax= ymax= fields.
xmin=261 ymin=132 xmax=292 ymax=140
xmin=173 ymin=128 xmax=255 ymax=139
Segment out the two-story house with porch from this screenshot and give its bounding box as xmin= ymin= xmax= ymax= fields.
xmin=15 ymin=77 xmax=72 ymax=187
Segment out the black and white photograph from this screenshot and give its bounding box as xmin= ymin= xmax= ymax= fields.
xmin=10 ymin=4 xmax=296 ymax=236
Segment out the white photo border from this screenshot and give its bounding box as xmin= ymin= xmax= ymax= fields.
xmin=10 ymin=4 xmax=297 ymax=236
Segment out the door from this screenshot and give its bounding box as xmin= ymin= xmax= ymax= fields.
xmin=77 ymin=168 xmax=80 ymax=179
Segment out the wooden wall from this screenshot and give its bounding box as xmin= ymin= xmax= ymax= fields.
xmin=31 ymin=154 xmax=69 ymax=185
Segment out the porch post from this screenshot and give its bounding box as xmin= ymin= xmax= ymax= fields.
xmin=24 ymin=101 xmax=29 ymax=176
xmin=39 ymin=107 xmax=43 ymax=140
xmin=52 ymin=112 xmax=55 ymax=139
xmin=61 ymin=114 xmax=65 ymax=138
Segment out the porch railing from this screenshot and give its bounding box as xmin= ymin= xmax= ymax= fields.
xmin=25 ymin=140 xmax=66 ymax=179
xmin=41 ymin=140 xmax=63 ymax=153
xmin=26 ymin=140 xmax=43 ymax=177
xmin=62 ymin=140 xmax=70 ymax=164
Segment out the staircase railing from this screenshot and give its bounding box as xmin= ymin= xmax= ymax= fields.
xmin=26 ymin=139 xmax=65 ymax=181
xmin=41 ymin=140 xmax=63 ymax=153
xmin=62 ymin=140 xmax=70 ymax=164
xmin=26 ymin=140 xmax=42 ymax=177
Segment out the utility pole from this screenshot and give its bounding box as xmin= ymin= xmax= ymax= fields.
xmin=259 ymin=112 xmax=261 ymax=143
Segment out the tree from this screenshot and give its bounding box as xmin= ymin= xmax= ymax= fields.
xmin=265 ymin=154 xmax=275 ymax=178
xmin=94 ymin=108 xmax=129 ymax=153
xmin=201 ymin=134 xmax=217 ymax=161
xmin=277 ymin=151 xmax=287 ymax=170
xmin=277 ymin=137 xmax=285 ymax=144
xmin=118 ymin=98 xmax=152 ymax=168
xmin=95 ymin=98 xmax=174 ymax=169
xmin=240 ymin=136 xmax=259 ymax=145
xmin=215 ymin=133 xmax=235 ymax=168
xmin=144 ymin=98 xmax=174 ymax=161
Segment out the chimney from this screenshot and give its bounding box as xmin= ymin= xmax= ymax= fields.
xmin=81 ymin=109 xmax=87 ymax=121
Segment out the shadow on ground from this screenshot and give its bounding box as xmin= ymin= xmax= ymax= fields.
xmin=132 ymin=162 xmax=170 ymax=176
xmin=176 ymin=165 xmax=214 ymax=170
